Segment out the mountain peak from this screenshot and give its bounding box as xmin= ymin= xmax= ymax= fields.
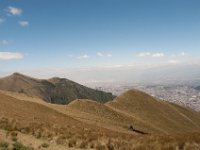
xmin=10 ymin=72 xmax=38 ymax=81
xmin=12 ymin=72 xmax=24 ymax=76
xmin=0 ymin=73 xmax=115 ymax=104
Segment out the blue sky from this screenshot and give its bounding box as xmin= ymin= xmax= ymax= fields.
xmin=0 ymin=0 xmax=200 ymax=75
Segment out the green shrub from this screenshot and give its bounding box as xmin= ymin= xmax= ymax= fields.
xmin=41 ymin=143 xmax=49 ymax=148
xmin=0 ymin=141 xmax=9 ymax=150
xmin=12 ymin=136 xmax=18 ymax=142
xmin=13 ymin=142 xmax=33 ymax=150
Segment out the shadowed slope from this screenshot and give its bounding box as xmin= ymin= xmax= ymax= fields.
xmin=107 ymin=89 xmax=200 ymax=134
xmin=0 ymin=73 xmax=115 ymax=104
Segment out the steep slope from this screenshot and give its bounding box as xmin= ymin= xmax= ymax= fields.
xmin=0 ymin=73 xmax=115 ymax=104
xmin=106 ymin=89 xmax=200 ymax=134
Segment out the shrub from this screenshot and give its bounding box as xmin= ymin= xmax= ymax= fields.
xmin=13 ymin=142 xmax=33 ymax=150
xmin=68 ymin=138 xmax=76 ymax=147
xmin=0 ymin=141 xmax=9 ymax=150
xmin=11 ymin=131 xmax=18 ymax=142
xmin=79 ymin=140 xmax=88 ymax=148
xmin=56 ymin=135 xmax=66 ymax=145
xmin=41 ymin=143 xmax=49 ymax=148
xmin=107 ymin=139 xmax=115 ymax=150
xmin=12 ymin=136 xmax=18 ymax=142
xmin=96 ymin=142 xmax=107 ymax=150
xmin=11 ymin=132 xmax=18 ymax=137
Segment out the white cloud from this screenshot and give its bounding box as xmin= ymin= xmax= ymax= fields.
xmin=170 ymin=52 xmax=187 ymax=58
xmin=7 ymin=6 xmax=23 ymax=16
xmin=77 ymin=54 xmax=90 ymax=59
xmin=180 ymin=51 xmax=186 ymax=56
xmin=0 ymin=40 xmax=9 ymax=45
xmin=97 ymin=52 xmax=103 ymax=57
xmin=19 ymin=21 xmax=29 ymax=27
xmin=138 ymin=52 xmax=164 ymax=58
xmin=0 ymin=52 xmax=24 ymax=60
xmin=97 ymin=52 xmax=112 ymax=57
xmin=0 ymin=18 xmax=5 ymax=24
xmin=168 ymin=60 xmax=180 ymax=64
xmin=138 ymin=52 xmax=151 ymax=57
xmin=106 ymin=53 xmax=112 ymax=57
xmin=152 ymin=53 xmax=164 ymax=58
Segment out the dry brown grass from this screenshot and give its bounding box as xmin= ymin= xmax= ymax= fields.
xmin=130 ymin=133 xmax=200 ymax=150
xmin=66 ymin=99 xmax=160 ymax=134
xmin=107 ymin=89 xmax=200 ymax=134
xmin=1 ymin=116 xmax=200 ymax=149
xmin=1 ymin=90 xmax=200 ymax=149
xmin=0 ymin=92 xmax=136 ymax=149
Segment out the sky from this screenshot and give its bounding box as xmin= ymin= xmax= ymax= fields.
xmin=0 ymin=0 xmax=200 ymax=79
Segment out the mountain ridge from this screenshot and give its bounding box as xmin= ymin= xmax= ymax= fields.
xmin=0 ymin=72 xmax=115 ymax=104
xmin=106 ymin=89 xmax=200 ymax=133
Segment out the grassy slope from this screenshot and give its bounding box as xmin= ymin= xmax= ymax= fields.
xmin=66 ymin=99 xmax=161 ymax=134
xmin=106 ymin=89 xmax=200 ymax=134
xmin=0 ymin=92 xmax=83 ymax=129
xmin=0 ymin=91 xmax=134 ymax=136
xmin=1 ymin=89 xmax=200 ymax=135
xmin=1 ymin=90 xmax=200 ymax=149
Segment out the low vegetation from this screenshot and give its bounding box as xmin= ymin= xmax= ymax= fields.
xmin=13 ymin=142 xmax=33 ymax=150
xmin=0 ymin=141 xmax=9 ymax=150
xmin=1 ymin=116 xmax=200 ymax=149
xmin=41 ymin=143 xmax=49 ymax=148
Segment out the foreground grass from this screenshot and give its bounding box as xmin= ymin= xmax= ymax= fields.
xmin=0 ymin=141 xmax=9 ymax=150
xmin=13 ymin=142 xmax=33 ymax=150
xmin=1 ymin=117 xmax=200 ymax=150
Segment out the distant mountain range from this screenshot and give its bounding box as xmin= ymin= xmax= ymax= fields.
xmin=0 ymin=73 xmax=115 ymax=104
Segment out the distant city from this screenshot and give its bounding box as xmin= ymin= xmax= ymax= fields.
xmin=90 ymin=83 xmax=200 ymax=112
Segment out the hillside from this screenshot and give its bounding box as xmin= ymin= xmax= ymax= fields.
xmin=66 ymin=99 xmax=161 ymax=134
xmin=1 ymin=89 xmax=200 ymax=149
xmin=106 ymin=89 xmax=200 ymax=134
xmin=0 ymin=73 xmax=115 ymax=104
xmin=0 ymin=92 xmax=136 ymax=149
xmin=2 ymin=88 xmax=200 ymax=135
xmin=0 ymin=92 xmax=83 ymax=129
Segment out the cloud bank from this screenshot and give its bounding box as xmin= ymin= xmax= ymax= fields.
xmin=138 ymin=52 xmax=164 ymax=58
xmin=0 ymin=52 xmax=24 ymax=60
